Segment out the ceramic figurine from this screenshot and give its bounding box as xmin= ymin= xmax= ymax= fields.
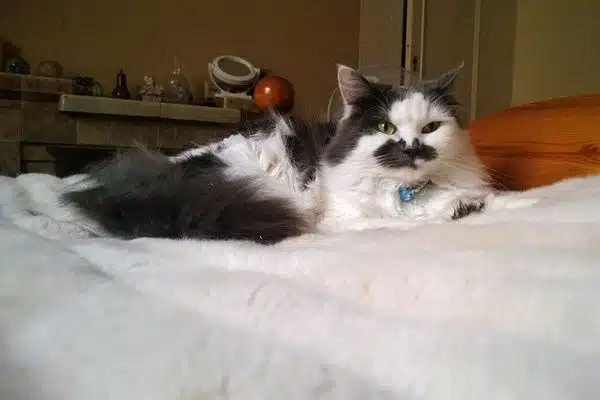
xmin=138 ymin=75 xmax=163 ymax=102
xmin=38 ymin=60 xmax=63 ymax=77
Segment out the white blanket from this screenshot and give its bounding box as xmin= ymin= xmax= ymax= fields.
xmin=1 ymin=173 xmax=600 ymax=400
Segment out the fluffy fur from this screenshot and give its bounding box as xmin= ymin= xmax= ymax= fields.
xmin=63 ymin=64 xmax=492 ymax=244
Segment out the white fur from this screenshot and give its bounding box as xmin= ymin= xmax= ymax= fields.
xmin=166 ymin=71 xmax=491 ymax=235
xmin=172 ymin=118 xmax=320 ymax=225
xmin=164 ymin=89 xmax=490 ymax=234
xmin=319 ymin=91 xmax=491 ymax=231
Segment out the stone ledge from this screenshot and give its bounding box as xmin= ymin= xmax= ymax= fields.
xmin=0 ymin=72 xmax=72 ymax=94
xmin=58 ymin=94 xmax=240 ymax=124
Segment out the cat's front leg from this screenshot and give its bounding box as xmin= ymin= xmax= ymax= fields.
xmin=425 ymin=187 xmax=493 ymax=221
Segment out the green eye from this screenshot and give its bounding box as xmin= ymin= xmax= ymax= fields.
xmin=377 ymin=122 xmax=397 ymax=135
xmin=421 ymin=121 xmax=442 ymax=134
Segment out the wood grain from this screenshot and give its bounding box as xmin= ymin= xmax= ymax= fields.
xmin=468 ymin=93 xmax=600 ymax=190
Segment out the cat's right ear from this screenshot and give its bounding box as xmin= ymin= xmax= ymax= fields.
xmin=337 ymin=64 xmax=373 ymax=105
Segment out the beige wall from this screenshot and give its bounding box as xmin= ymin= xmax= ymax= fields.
xmin=421 ymin=0 xmax=477 ymax=122
xmin=511 ymin=0 xmax=600 ymax=105
xmin=475 ymin=0 xmax=600 ymax=117
xmin=474 ymin=0 xmax=517 ymax=118
xmin=358 ymin=0 xmax=404 ymax=69
xmin=360 ymin=0 xmax=479 ymax=122
xmin=6 ymin=0 xmax=599 ymax=119
xmin=358 ymin=0 xmax=521 ymax=120
xmin=0 ymin=0 xmax=360 ymax=117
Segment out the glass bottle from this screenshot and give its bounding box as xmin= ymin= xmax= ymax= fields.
xmin=163 ymin=56 xmax=191 ymax=104
xmin=112 ymin=69 xmax=131 ymax=99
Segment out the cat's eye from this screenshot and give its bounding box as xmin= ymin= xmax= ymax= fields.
xmin=377 ymin=122 xmax=397 ymax=135
xmin=421 ymin=121 xmax=442 ymax=134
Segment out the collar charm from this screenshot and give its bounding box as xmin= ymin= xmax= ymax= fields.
xmin=399 ymin=187 xmax=417 ymax=202
xmin=398 ymin=181 xmax=430 ymax=203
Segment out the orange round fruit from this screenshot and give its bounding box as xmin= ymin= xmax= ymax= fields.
xmin=253 ymin=76 xmax=294 ymax=112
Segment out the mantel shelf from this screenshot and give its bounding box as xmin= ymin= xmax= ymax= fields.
xmin=58 ymin=94 xmax=241 ymax=124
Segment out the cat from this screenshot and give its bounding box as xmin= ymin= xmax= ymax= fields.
xmin=62 ymin=64 xmax=492 ymax=244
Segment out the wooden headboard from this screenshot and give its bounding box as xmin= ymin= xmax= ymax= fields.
xmin=468 ymin=94 xmax=600 ymax=191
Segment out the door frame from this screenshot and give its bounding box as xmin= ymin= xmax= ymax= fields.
xmin=404 ymin=0 xmax=483 ymax=120
xmin=403 ymin=0 xmax=426 ymax=81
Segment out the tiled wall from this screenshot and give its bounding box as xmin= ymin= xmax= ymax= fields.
xmin=0 ymin=73 xmax=235 ymax=176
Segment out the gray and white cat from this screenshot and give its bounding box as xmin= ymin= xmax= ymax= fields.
xmin=63 ymin=64 xmax=492 ymax=244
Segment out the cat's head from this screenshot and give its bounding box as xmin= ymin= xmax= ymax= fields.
xmin=324 ymin=64 xmax=469 ymax=185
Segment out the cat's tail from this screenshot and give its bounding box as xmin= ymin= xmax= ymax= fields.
xmin=61 ymin=148 xmax=312 ymax=244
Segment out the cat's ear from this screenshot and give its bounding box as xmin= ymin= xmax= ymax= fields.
xmin=430 ymin=62 xmax=464 ymax=92
xmin=337 ymin=64 xmax=374 ymax=105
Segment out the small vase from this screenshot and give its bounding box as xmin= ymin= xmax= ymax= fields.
xmin=4 ymin=56 xmax=30 ymax=75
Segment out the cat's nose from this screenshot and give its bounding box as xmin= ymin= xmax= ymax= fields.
xmin=398 ymin=138 xmax=422 ymax=151
xmin=402 ymin=138 xmax=437 ymax=163
xmin=404 ymin=139 xmax=424 ymax=157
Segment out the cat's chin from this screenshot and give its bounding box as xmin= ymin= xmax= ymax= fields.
xmin=377 ymin=165 xmax=431 ymax=186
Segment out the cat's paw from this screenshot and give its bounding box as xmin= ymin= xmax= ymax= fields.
xmin=450 ymin=199 xmax=486 ymax=220
xmin=426 ymin=189 xmax=490 ymax=221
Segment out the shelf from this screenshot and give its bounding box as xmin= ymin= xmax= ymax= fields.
xmin=0 ymin=71 xmax=72 ymax=94
xmin=58 ymin=94 xmax=241 ymax=124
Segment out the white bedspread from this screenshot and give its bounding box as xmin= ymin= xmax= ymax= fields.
xmin=1 ymin=173 xmax=600 ymax=400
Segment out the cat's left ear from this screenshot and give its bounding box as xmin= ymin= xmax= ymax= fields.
xmin=430 ymin=61 xmax=464 ymax=92
xmin=337 ymin=64 xmax=374 ymax=105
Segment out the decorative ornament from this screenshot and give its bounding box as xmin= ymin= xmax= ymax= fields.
xmin=138 ymin=75 xmax=163 ymax=102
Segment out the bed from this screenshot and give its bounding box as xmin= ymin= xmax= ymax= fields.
xmin=1 ymin=94 xmax=599 ymax=400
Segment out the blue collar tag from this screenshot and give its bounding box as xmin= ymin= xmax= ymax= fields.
xmin=399 ymin=187 xmax=416 ymax=202
xmin=398 ymin=181 xmax=430 ymax=203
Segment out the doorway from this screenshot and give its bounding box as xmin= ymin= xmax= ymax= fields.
xmin=358 ymin=0 xmax=481 ymax=122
